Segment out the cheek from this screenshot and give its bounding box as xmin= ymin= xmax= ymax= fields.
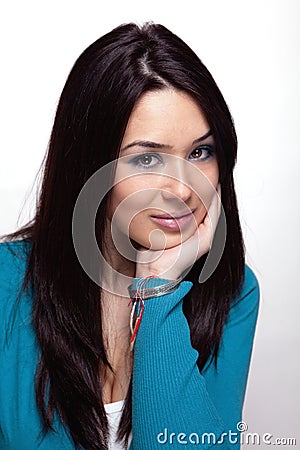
xmin=107 ymin=186 xmax=124 ymax=221
xmin=192 ymin=164 xmax=219 ymax=220
xmin=108 ymin=180 xmax=157 ymax=230
xmin=210 ymin=165 xmax=219 ymax=190
xmin=108 ymin=179 xmax=139 ymax=220
xmin=204 ymin=161 xmax=219 ymax=189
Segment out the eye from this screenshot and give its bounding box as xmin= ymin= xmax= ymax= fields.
xmin=189 ymin=145 xmax=215 ymax=161
xmin=139 ymin=154 xmax=156 ymax=166
xmin=129 ymin=153 xmax=163 ymax=169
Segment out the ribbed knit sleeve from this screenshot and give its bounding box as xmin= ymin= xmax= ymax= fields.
xmin=129 ymin=267 xmax=260 ymax=449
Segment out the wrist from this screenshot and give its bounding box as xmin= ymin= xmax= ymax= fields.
xmin=128 ymin=276 xmax=183 ymax=300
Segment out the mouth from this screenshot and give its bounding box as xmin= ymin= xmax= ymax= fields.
xmin=150 ymin=209 xmax=196 ymax=231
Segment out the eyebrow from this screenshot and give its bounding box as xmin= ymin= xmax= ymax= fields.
xmin=120 ymin=129 xmax=213 ymax=152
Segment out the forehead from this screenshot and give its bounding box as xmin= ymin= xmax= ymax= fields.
xmin=121 ymin=89 xmax=210 ymax=147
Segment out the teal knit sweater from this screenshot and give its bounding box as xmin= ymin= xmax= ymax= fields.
xmin=0 ymin=240 xmax=259 ymax=449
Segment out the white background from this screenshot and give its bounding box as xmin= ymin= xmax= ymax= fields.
xmin=1 ymin=1 xmax=299 ymax=447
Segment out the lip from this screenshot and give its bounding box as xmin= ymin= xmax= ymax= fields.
xmin=150 ymin=209 xmax=196 ymax=231
xmin=151 ymin=209 xmax=196 ymax=219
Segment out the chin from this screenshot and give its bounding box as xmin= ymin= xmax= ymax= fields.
xmin=130 ymin=234 xmax=183 ymax=252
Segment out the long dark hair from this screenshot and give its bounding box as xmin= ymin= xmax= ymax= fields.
xmin=2 ymin=22 xmax=244 ymax=449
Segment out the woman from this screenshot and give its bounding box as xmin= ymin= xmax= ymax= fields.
xmin=0 ymin=22 xmax=260 ymax=449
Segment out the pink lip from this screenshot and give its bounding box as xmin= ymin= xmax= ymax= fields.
xmin=151 ymin=209 xmax=196 ymax=219
xmin=150 ymin=210 xmax=196 ymax=231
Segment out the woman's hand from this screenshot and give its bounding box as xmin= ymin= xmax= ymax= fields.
xmin=135 ymin=183 xmax=222 ymax=280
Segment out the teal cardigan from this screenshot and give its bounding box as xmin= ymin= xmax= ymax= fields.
xmin=0 ymin=240 xmax=260 ymax=449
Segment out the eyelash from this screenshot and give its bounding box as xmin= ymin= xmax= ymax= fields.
xmin=129 ymin=146 xmax=215 ymax=169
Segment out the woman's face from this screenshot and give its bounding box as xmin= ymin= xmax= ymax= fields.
xmin=108 ymin=88 xmax=219 ymax=251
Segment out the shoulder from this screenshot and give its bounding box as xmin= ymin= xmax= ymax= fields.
xmin=0 ymin=239 xmax=32 ymax=340
xmin=234 ymin=264 xmax=260 ymax=304
xmin=0 ymin=238 xmax=31 ymax=262
xmin=244 ymin=264 xmax=260 ymax=292
xmin=228 ymin=264 xmax=260 ymax=325
xmin=0 ymin=239 xmax=31 ymax=288
xmin=0 ymin=238 xmax=31 ymax=258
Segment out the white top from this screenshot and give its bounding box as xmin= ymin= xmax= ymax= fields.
xmin=104 ymin=400 xmax=132 ymax=449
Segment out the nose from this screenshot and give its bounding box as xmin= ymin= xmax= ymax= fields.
xmin=160 ymin=161 xmax=193 ymax=203
xmin=161 ymin=177 xmax=192 ymax=202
